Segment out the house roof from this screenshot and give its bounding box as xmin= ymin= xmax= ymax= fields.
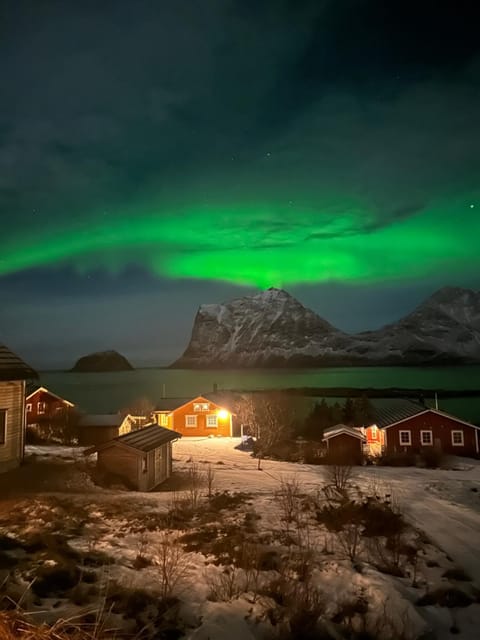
xmin=78 ymin=413 xmax=126 ymax=427
xmin=90 ymin=424 xmax=182 ymax=454
xmin=322 ymin=424 xmax=366 ymax=441
xmin=26 ymin=385 xmax=75 ymax=407
xmin=0 ymin=344 xmax=37 ymax=381
xmin=154 ymin=394 xmax=233 ymax=414
xmin=372 ymin=399 xmax=428 ymax=429
xmin=371 ymin=399 xmax=480 ymax=431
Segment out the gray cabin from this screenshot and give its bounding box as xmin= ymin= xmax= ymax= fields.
xmin=87 ymin=424 xmax=181 ymax=491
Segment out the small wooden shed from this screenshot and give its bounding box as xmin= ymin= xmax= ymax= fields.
xmin=322 ymin=424 xmax=365 ymax=465
xmin=87 ymin=424 xmax=182 ymax=491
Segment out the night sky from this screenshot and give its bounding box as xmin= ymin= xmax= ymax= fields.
xmin=1 ymin=1 xmax=479 ymax=368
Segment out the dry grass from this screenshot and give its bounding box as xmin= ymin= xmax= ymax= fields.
xmin=0 ymin=610 xmax=111 ymax=639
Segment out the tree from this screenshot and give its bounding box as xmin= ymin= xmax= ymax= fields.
xmin=342 ymin=397 xmax=355 ymax=425
xmin=235 ymin=392 xmax=299 ymax=467
xmin=302 ymin=399 xmax=332 ymax=440
xmin=352 ymin=395 xmax=375 ymax=427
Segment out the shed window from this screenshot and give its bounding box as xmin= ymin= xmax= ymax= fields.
xmin=206 ymin=415 xmax=218 ymax=428
xmin=26 ymin=403 xmax=32 ymax=412
xmin=420 ymin=430 xmax=433 ymax=445
xmin=37 ymin=401 xmax=46 ymax=414
xmin=0 ymin=410 xmax=6 ymax=445
xmin=399 ymin=430 xmax=411 ymax=446
xmin=142 ymin=457 xmax=147 ymax=473
xmin=185 ymin=415 xmax=197 ymax=427
xmin=451 ymin=430 xmax=464 ymax=446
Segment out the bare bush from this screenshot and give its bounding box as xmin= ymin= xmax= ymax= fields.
xmin=324 ymin=463 xmax=353 ymax=491
xmin=276 ymin=475 xmax=303 ymax=528
xmin=186 ymin=461 xmax=203 ymax=510
xmin=205 ymin=463 xmax=215 ymax=499
xmin=154 ymin=533 xmax=190 ymax=599
xmin=207 ymin=565 xmax=247 ymax=602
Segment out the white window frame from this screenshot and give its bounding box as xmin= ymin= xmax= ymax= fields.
xmin=37 ymin=401 xmax=46 ymax=415
xmin=185 ymin=415 xmax=197 ymax=428
xmin=370 ymin=425 xmax=378 ymax=439
xmin=159 ymin=413 xmax=168 ymax=426
xmin=26 ymin=403 xmax=32 ymax=412
xmin=451 ymin=430 xmax=464 ymax=446
xmin=0 ymin=409 xmax=6 ymax=445
xmin=399 ymin=430 xmax=411 ymax=446
xmin=206 ymin=415 xmax=218 ymax=428
xmin=193 ymin=402 xmax=209 ymax=412
xmin=420 ymin=430 xmax=433 ymax=446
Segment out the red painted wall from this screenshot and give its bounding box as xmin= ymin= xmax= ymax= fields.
xmin=385 ymin=410 xmax=479 ymax=457
xmin=26 ymin=390 xmax=71 ymax=425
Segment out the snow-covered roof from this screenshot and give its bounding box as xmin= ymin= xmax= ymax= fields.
xmin=26 ymin=385 xmax=75 ymax=406
xmin=322 ymin=424 xmax=366 ymax=441
xmin=90 ymin=424 xmax=181 ymax=454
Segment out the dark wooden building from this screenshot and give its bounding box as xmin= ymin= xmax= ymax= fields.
xmin=322 ymin=424 xmax=365 ymax=465
xmin=78 ymin=413 xmax=134 ymax=446
xmin=26 ymin=385 xmax=74 ymax=426
xmin=87 ymin=424 xmax=182 ymax=491
xmin=0 ymin=344 xmax=37 ymax=473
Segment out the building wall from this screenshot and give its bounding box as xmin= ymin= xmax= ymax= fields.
xmin=385 ymin=411 xmax=479 ymax=457
xmin=97 ymin=443 xmax=172 ymax=491
xmin=97 ymin=446 xmax=140 ymax=489
xmin=78 ymin=426 xmax=120 ymax=446
xmin=26 ymin=390 xmax=70 ymax=425
xmin=155 ymin=397 xmax=232 ymax=437
xmin=325 ymin=433 xmax=363 ymax=465
xmin=0 ymin=380 xmax=25 ymax=473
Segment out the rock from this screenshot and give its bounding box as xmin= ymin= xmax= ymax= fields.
xmin=71 ymin=350 xmax=133 ymax=372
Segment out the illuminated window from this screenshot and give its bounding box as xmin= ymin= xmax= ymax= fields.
xmin=371 ymin=425 xmax=378 ymax=439
xmin=420 ymin=430 xmax=433 ymax=445
xmin=0 ymin=410 xmax=6 ymax=445
xmin=451 ymin=430 xmax=464 ymax=446
xmin=26 ymin=403 xmax=32 ymax=412
xmin=159 ymin=413 xmax=168 ymax=426
xmin=399 ymin=430 xmax=411 ymax=446
xmin=37 ymin=402 xmax=46 ymax=414
xmin=193 ymin=402 xmax=209 ymax=412
xmin=185 ymin=415 xmax=197 ymax=427
xmin=206 ymin=415 xmax=218 ymax=428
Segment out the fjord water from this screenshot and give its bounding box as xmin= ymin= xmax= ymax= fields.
xmin=39 ymin=366 xmax=480 ymax=421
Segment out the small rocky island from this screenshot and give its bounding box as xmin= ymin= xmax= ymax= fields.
xmin=71 ymin=350 xmax=134 ymax=372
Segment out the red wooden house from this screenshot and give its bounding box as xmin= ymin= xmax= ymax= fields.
xmin=152 ymin=395 xmax=233 ymax=438
xmin=26 ymin=385 xmax=75 ymax=426
xmin=364 ymin=400 xmax=480 ymax=458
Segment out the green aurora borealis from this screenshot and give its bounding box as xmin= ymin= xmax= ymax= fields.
xmin=1 ymin=194 xmax=478 ymax=288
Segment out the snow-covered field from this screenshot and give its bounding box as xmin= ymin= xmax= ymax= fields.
xmin=0 ymin=439 xmax=478 ymax=639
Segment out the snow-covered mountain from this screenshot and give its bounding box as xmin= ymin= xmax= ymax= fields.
xmin=170 ymin=286 xmax=480 ymax=368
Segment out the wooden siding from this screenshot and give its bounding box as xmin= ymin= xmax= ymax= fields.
xmin=97 ymin=446 xmax=140 ymax=489
xmin=385 ymin=411 xmax=479 ymax=458
xmin=154 ymin=397 xmax=232 ymax=437
xmin=79 ymin=426 xmax=121 ymax=446
xmin=0 ymin=380 xmax=25 ymax=473
xmin=97 ymin=442 xmax=172 ymax=491
xmin=325 ymin=432 xmax=363 ymax=465
xmin=26 ymin=389 xmax=70 ymax=425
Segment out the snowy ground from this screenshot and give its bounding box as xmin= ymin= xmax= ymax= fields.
xmin=0 ymin=439 xmax=478 ymax=639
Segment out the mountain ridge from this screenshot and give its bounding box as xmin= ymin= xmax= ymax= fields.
xmin=170 ymin=286 xmax=480 ymax=368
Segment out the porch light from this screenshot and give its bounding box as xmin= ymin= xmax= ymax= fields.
xmin=217 ymin=409 xmax=229 ymax=420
